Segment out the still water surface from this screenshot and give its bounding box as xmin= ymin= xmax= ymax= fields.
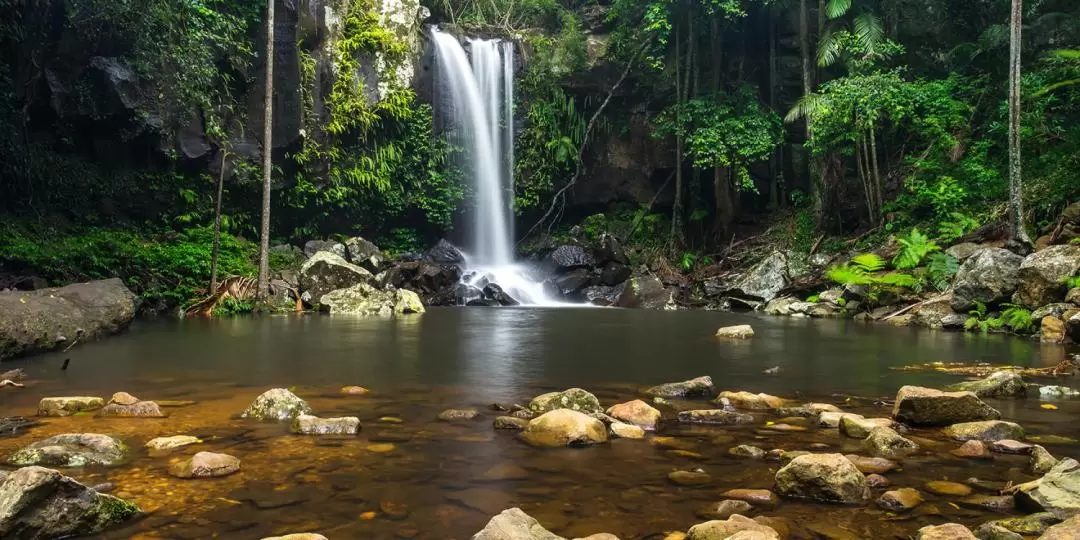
xmin=1 ymin=308 xmax=1077 ymax=539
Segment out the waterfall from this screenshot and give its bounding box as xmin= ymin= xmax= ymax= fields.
xmin=431 ymin=29 xmax=562 ymax=306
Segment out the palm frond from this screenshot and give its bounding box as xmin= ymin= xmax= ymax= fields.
xmin=977 ymin=25 xmax=1009 ymax=51
xmin=785 ymin=93 xmax=828 ymax=124
xmin=826 ymin=0 xmax=852 ymax=20
xmin=817 ymin=28 xmax=843 ymax=67
xmin=853 ymin=13 xmax=885 ymax=53
xmin=1034 ymin=79 xmax=1080 ymax=96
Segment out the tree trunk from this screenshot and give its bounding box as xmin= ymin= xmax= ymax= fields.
xmin=210 ymin=149 xmax=228 ymax=292
xmin=869 ymin=125 xmax=883 ymax=221
xmin=800 ymin=0 xmax=824 ymax=225
xmin=1007 ymin=0 xmax=1031 ymax=246
xmin=670 ymin=22 xmax=685 ymax=250
xmin=768 ymin=4 xmax=780 ymax=209
xmin=258 ymin=0 xmax=276 ymax=299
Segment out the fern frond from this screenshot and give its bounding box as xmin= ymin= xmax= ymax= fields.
xmin=877 ymin=272 xmax=919 ymax=289
xmin=826 ymin=0 xmax=852 ymax=20
xmin=851 ymin=253 xmax=887 ymax=273
xmin=817 ymin=29 xmax=844 ymax=68
xmin=853 ymin=13 xmax=885 ymax=53
xmin=826 ymin=264 xmax=872 ymax=287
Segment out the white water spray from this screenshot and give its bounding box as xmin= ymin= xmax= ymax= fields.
xmin=431 ymin=29 xmax=563 ymax=306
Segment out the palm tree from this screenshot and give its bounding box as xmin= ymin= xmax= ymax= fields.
xmin=258 ymin=0 xmax=275 ymax=299
xmin=816 ymin=0 xmax=885 ymax=70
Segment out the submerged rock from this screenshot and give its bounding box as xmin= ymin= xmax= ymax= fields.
xmin=719 ymin=489 xmax=779 ymax=507
xmin=240 ymin=388 xmax=312 ymax=421
xmin=645 ymin=376 xmax=716 ymax=398
xmin=944 ymin=420 xmax=1025 ymax=442
xmin=863 ymin=427 xmax=919 ymax=458
xmin=715 ymin=391 xmax=784 ymax=410
xmin=606 ymin=400 xmax=661 ymax=430
xmin=1015 ymin=458 xmax=1080 ymax=519
xmin=715 ymin=325 xmax=754 ymax=339
xmin=916 ymin=523 xmax=976 ymax=540
xmin=438 ymin=409 xmax=480 ymax=422
xmin=291 ymin=415 xmax=360 ymax=435
xmin=98 ymin=392 xmax=165 ymax=418
xmin=0 ymin=466 xmax=140 ymax=538
xmin=528 ymin=388 xmax=603 ymax=415
xmin=686 ymin=514 xmax=780 ymax=540
xmin=471 ymin=507 xmax=563 ymax=540
xmin=37 ymin=396 xmax=105 ymax=417
xmin=145 ymin=435 xmax=201 ymax=456
xmin=677 ymin=410 xmax=754 ymax=425
xmin=774 ymin=453 xmax=870 ymax=505
xmin=9 ymin=433 xmax=126 ymax=467
xmin=843 ymin=455 xmax=899 ymax=474
xmin=925 ymin=481 xmax=973 ymax=497
xmin=878 ymin=488 xmax=924 ymax=512
xmin=729 ymin=445 xmax=766 ymax=459
xmin=669 ymin=470 xmax=712 ymax=486
xmin=946 ymin=371 xmax=1027 ymax=398
xmin=493 ymin=416 xmax=529 ymax=430
xmin=168 ymin=451 xmax=240 ymax=478
xmin=892 ymin=386 xmax=1001 ymax=425
xmin=695 ymin=500 xmax=752 ymax=520
xmin=520 ymin=409 xmax=608 ymax=448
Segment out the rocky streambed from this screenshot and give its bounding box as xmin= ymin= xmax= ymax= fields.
xmin=2 ymin=364 xmax=1080 ymax=539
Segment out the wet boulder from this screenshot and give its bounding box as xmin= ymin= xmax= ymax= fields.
xmin=1031 ymin=445 xmax=1060 ymax=475
xmin=0 ymin=466 xmax=140 ymax=539
xmin=863 ymin=426 xmax=919 ymax=458
xmin=715 ymin=325 xmax=755 ymax=340
xmin=844 ymin=455 xmax=899 ymax=474
xmin=599 ymin=262 xmax=632 ymax=286
xmin=98 ymin=392 xmax=165 ymax=418
xmin=1013 ymin=245 xmax=1080 ymax=308
xmin=303 ymin=240 xmax=346 ymax=259
xmin=292 ymin=415 xmax=360 ymax=435
xmin=878 ymin=488 xmax=924 ymax=512
xmin=551 ymin=269 xmax=595 ymax=298
xmin=319 ymin=283 xmax=422 ymax=316
xmin=646 ymin=375 xmax=716 ymax=398
xmin=892 ymin=386 xmax=1001 ymax=425
xmin=547 ymin=245 xmax=596 ymax=271
xmin=299 ymin=252 xmax=374 ymax=305
xmin=240 ymin=388 xmax=312 ymax=421
xmin=168 ymin=451 xmax=240 ymax=478
xmin=950 ymin=248 xmax=1024 ymax=311
xmin=482 ymin=284 xmax=519 ymax=306
xmin=943 ymin=420 xmax=1025 ymax=442
xmin=1015 ymin=458 xmax=1080 ymax=519
xmin=344 ymin=236 xmax=384 ymax=273
xmin=716 ymin=391 xmax=783 ymax=410
xmin=1041 ymin=515 xmax=1080 ymax=539
xmin=424 ymin=239 xmax=465 ymax=265
xmin=8 ymin=433 xmax=127 ymax=467
xmin=520 ymin=409 xmax=608 ymax=448
xmin=615 ymin=273 xmax=677 ymax=310
xmin=946 ymin=371 xmax=1027 ymax=398
xmin=528 ymin=388 xmax=603 ymax=415
xmin=916 ymin=523 xmax=976 ymax=540
xmin=145 ymin=435 xmax=201 ymax=456
xmin=472 ymin=508 xmax=564 ymax=540
xmin=721 ymin=251 xmax=791 ymax=303
xmin=686 ymin=515 xmax=780 ymax=540
xmin=37 ymin=396 xmax=105 ymax=417
xmin=595 ymin=233 xmax=629 ymax=265
xmin=582 ymin=284 xmax=625 ymax=307
xmin=386 ymin=261 xmax=461 ymax=305
xmin=606 ymin=400 xmax=661 ymax=430
xmin=0 ymin=278 xmax=138 ymax=361
xmin=774 ymin=453 xmax=870 ymax=504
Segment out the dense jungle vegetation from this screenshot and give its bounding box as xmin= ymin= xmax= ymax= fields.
xmin=0 ymin=0 xmax=1078 ymax=310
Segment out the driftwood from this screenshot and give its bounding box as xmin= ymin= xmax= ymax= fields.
xmin=0 ymin=416 xmax=40 ymax=436
xmin=0 ymin=380 xmax=24 ymax=388
xmin=880 ymin=293 xmax=950 ymax=321
xmin=184 ymin=275 xmax=260 ymax=317
xmin=892 ymin=357 xmax=1080 ymax=378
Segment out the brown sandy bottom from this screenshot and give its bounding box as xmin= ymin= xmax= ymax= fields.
xmin=1 ymin=380 xmax=1077 ymax=539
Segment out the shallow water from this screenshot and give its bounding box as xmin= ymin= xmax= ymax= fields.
xmin=2 ymin=308 xmax=1079 ymax=539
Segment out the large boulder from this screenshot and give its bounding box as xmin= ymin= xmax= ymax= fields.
xmin=0 ymin=466 xmax=140 ymax=539
xmin=1041 ymin=515 xmax=1080 ymax=540
xmin=528 ymin=388 xmax=602 ymax=415
xmin=723 ymin=251 xmax=790 ymax=303
xmin=385 ymin=261 xmax=461 ymax=305
xmin=774 ymin=453 xmax=870 ymax=504
xmin=945 ymin=371 xmax=1027 ymax=398
xmin=319 ymin=283 xmax=423 ymax=316
xmin=615 ymin=272 xmax=677 ymax=310
xmin=0 ymin=278 xmax=137 ymax=360
xmin=1016 ymin=458 xmax=1080 ymax=519
xmin=8 ymin=433 xmax=127 ymax=467
xmin=97 ymin=392 xmax=165 ymax=418
xmin=1013 ymin=245 xmax=1080 ymax=308
xmin=950 ymin=248 xmax=1024 ymax=311
xmin=344 ymin=236 xmax=384 ymax=273
xmin=302 ymin=240 xmax=346 ymax=259
xmin=424 ymin=239 xmax=465 ymax=265
xmin=646 ymin=375 xmax=716 ymax=398
xmin=240 ymin=388 xmax=312 ymax=421
xmin=299 ymin=252 xmax=373 ymax=305
xmin=581 ymin=284 xmax=625 ymax=307
xmin=547 ymin=245 xmax=596 ymax=271
xmin=892 ymin=386 xmax=1001 ymax=426
xmin=520 ymin=409 xmax=608 ymax=448
xmin=471 ymin=508 xmax=564 ymax=540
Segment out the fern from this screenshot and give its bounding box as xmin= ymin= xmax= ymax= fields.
xmin=926 ymin=253 xmax=960 ymax=292
xmin=877 ymin=272 xmax=921 ymax=290
xmin=852 ymin=253 xmax=887 ymax=273
xmin=1001 ymin=303 xmax=1036 ymax=334
xmin=807 ymin=294 xmax=821 ymax=303
xmin=827 ymin=264 xmax=872 ymax=287
xmin=1065 ymin=275 xmax=1080 ymax=289
xmin=893 ymin=228 xmax=941 ymax=270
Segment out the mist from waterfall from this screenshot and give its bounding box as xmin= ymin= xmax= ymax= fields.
xmin=431 ymin=28 xmax=562 ymax=306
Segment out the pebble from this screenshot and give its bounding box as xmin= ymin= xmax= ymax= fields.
xmin=719 ymin=488 xmax=779 ymax=507
xmin=844 ymin=454 xmax=899 ymax=474
xmin=668 ymin=470 xmax=711 ymax=486
xmin=366 ymin=443 xmax=396 ymax=453
xmin=950 ymin=440 xmax=992 ymax=459
xmin=990 ymin=439 xmax=1033 ymax=454
xmin=866 ymin=474 xmax=890 ymax=488
xmin=878 ymin=488 xmax=923 ymax=512
xmin=924 ymin=481 xmax=973 ymax=497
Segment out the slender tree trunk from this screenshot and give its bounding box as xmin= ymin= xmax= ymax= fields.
xmin=670 ymin=22 xmax=685 ymax=250
xmin=258 ymin=0 xmax=276 ymax=299
xmin=1008 ymin=0 xmax=1031 ymax=246
xmin=869 ymin=124 xmax=883 ymax=221
xmin=800 ymin=0 xmax=824 ymax=225
xmin=768 ymin=5 xmax=780 ymax=209
xmin=210 ymin=149 xmax=228 ymax=292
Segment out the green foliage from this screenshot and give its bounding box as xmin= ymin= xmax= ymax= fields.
xmin=1064 ymin=275 xmax=1080 ymax=289
xmin=807 ymin=294 xmax=821 ymax=303
xmin=937 ymin=212 xmax=980 ymax=243
xmin=1000 ymin=303 xmax=1036 ymax=334
xmin=926 ymin=253 xmax=960 ymax=292
xmin=826 ymin=252 xmax=919 ymax=305
xmin=377 ymin=228 xmax=423 ymax=257
xmin=892 ymin=228 xmax=940 ymax=269
xmin=965 ymin=301 xmax=1005 ymax=333
xmin=0 ymin=224 xmax=256 ymax=309
xmin=212 ymin=297 xmax=255 ymax=317
xmin=515 ymin=86 xmax=586 ymax=211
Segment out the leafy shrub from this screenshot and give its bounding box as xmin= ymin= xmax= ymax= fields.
xmin=926 ymin=253 xmax=960 ymax=292
xmin=1000 ymin=303 xmax=1036 ymax=334
xmin=964 ymin=302 xmax=1004 ymax=333
xmin=1065 ymin=275 xmax=1080 ymax=289
xmin=937 ymin=212 xmax=980 ymax=243
xmin=893 ymin=228 xmax=940 ymax=269
xmin=807 ymin=294 xmax=821 ymax=303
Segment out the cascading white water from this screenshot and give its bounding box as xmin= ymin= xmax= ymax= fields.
xmin=431 ymin=29 xmax=562 ymax=306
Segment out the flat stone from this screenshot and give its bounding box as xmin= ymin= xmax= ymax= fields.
xmin=291 ymin=414 xmax=360 ymax=435
xmin=951 ymin=440 xmax=992 ymax=459
xmin=878 ymin=488 xmax=923 ymax=512
xmin=839 ymin=416 xmax=897 ymax=438
xmin=8 ymin=433 xmax=126 ymax=467
xmin=1039 ymin=515 xmax=1080 ymax=539
xmin=715 ymin=325 xmax=755 ymax=339
xmin=37 ymin=397 xmax=105 ymax=417
xmin=943 ymin=420 xmax=1025 ymax=442
xmin=609 ymin=422 xmax=645 ymax=439
xmin=971 ymin=523 xmax=1023 ymax=540
xmin=761 ymin=423 xmax=806 ymax=432
xmin=645 ymin=376 xmax=716 ymax=399
xmin=145 ymin=435 xmax=201 ymax=456
xmin=494 ymin=416 xmax=529 ymax=430
xmin=669 ymin=470 xmax=712 ymax=486
xmin=817 ymin=411 xmax=864 ymax=428
xmin=340 ymin=386 xmax=370 ymax=395
xmin=677 ymin=410 xmax=754 ymax=425
xmin=437 ymin=409 xmax=479 ymax=422
xmin=957 ymin=494 xmax=1015 ymax=512
xmin=168 ymin=452 xmax=240 ymax=478
xmin=916 ymin=523 xmax=976 ymax=539
xmin=729 ymin=445 xmax=766 ymax=459
xmin=686 ymin=514 xmax=779 ymax=540
xmin=990 ymin=439 xmax=1033 ymax=454
xmin=98 ymin=397 xmax=165 ymax=418
xmin=716 ymin=391 xmax=784 ymax=410
xmin=720 ymin=489 xmax=779 ymax=507
xmin=990 ymin=512 xmax=1061 ymax=536
xmin=606 ymin=400 xmax=661 ymax=430
xmin=843 ymin=455 xmax=899 ymax=474
xmin=892 ymin=386 xmax=1001 ymax=426
xmin=924 ymin=481 xmax=973 ymax=497
xmin=946 ymin=371 xmax=1027 ymax=398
